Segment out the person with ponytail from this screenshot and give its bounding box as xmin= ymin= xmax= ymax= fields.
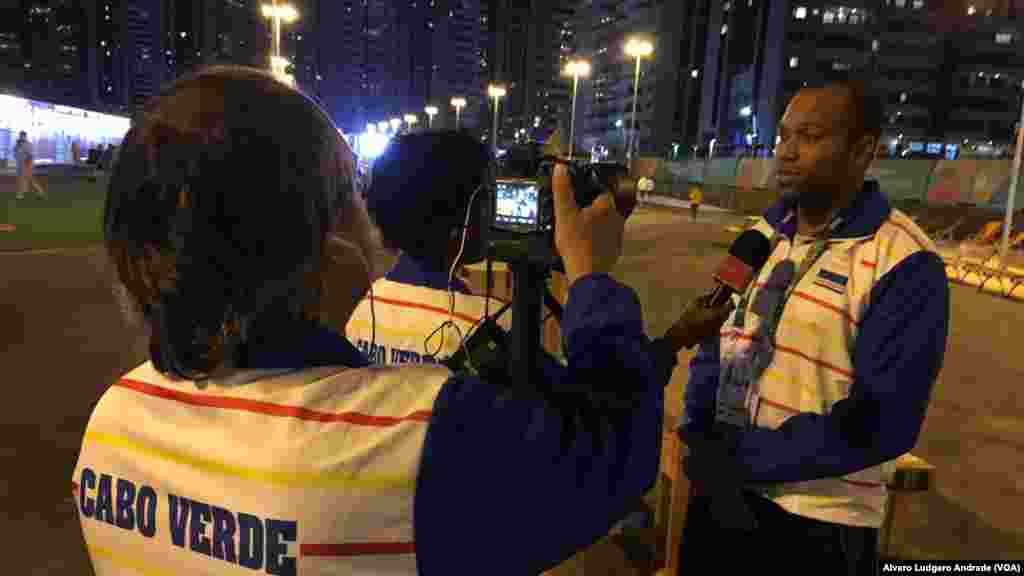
xmin=74 ymin=65 xmax=667 ymax=575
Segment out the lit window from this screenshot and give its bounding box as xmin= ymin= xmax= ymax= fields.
xmin=900 ymin=92 xmax=908 ymax=102
xmin=789 ymin=56 xmax=799 ymax=68
xmin=691 ymin=69 xmax=699 ymax=78
xmin=996 ymin=32 xmax=1014 ymax=45
xmin=100 ymin=40 xmax=106 ymax=46
xmin=180 ymin=31 xmax=187 ymax=38
xmin=872 ymin=39 xmax=880 ymax=51
xmin=721 ymin=24 xmax=728 ymax=35
xmin=794 ymin=6 xmax=807 ymax=19
xmin=967 ymin=4 xmax=976 ymax=15
xmin=824 ymin=10 xmax=834 ymax=23
xmin=912 ymin=0 xmax=924 ymax=8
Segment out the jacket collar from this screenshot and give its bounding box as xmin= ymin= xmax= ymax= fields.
xmin=762 ymin=179 xmax=891 ymax=240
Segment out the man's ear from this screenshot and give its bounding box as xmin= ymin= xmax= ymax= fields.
xmin=855 ymin=133 xmax=878 ymax=168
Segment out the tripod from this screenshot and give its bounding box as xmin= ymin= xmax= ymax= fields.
xmin=445 ymin=235 xmax=564 ymax=388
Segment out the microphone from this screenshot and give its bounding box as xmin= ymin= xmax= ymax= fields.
xmin=707 ymin=229 xmax=773 ymax=308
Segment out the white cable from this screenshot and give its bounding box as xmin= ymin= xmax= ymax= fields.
xmin=425 ymin=182 xmax=483 ymax=363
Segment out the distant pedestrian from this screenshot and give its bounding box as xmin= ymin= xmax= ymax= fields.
xmin=689 ymin=184 xmax=703 ymax=221
xmin=13 ymin=131 xmax=46 ymax=200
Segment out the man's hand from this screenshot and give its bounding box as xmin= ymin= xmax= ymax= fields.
xmin=663 ymin=294 xmax=735 ymax=353
xmin=552 ymin=163 xmax=627 ymax=285
xmin=679 ymin=429 xmax=758 ymax=532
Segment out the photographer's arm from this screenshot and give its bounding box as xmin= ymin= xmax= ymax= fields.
xmin=414 ymin=273 xmax=663 ymax=575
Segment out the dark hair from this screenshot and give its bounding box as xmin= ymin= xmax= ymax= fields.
xmin=366 ymin=130 xmax=490 ymax=263
xmin=812 ymin=74 xmax=884 ymax=145
xmin=104 ymin=65 xmax=355 ymax=379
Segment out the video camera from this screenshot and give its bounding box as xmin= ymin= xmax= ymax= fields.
xmin=490 ymin=145 xmax=636 ymax=236
xmin=445 ymin=129 xmax=644 ymax=388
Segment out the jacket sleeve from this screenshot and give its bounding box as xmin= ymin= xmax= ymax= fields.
xmin=733 ymin=251 xmax=949 ymax=484
xmin=414 ymin=274 xmax=664 ymax=575
xmin=681 ymin=335 xmax=722 ymax=435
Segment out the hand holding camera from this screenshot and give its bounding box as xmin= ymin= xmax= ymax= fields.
xmin=551 ymin=163 xmax=627 ymax=285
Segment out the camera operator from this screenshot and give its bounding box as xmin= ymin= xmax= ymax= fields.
xmin=73 ymin=66 xmax=728 ymax=576
xmin=346 ymin=131 xmax=512 ymax=365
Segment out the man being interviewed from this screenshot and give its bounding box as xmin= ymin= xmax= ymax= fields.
xmin=679 ymin=76 xmax=950 ymax=575
xmin=345 ymin=131 xmax=512 ymax=365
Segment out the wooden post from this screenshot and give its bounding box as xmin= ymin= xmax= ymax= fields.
xmin=879 ymin=453 xmax=935 ymax=559
xmin=658 ymin=434 xmax=691 ymax=575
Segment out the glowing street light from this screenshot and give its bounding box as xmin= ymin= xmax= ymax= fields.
xmin=740 ymin=105 xmax=752 ymax=117
xmin=424 ymin=105 xmax=438 ymax=128
xmin=450 ymin=97 xmax=467 ymax=130
xmin=262 ymin=2 xmax=299 ymax=84
xmin=563 ymin=59 xmax=591 ymax=159
xmin=625 ymin=38 xmax=654 ymax=162
xmin=488 ymin=85 xmax=507 ymax=155
xmin=404 ymin=114 xmax=418 ymax=131
xmin=390 ymin=118 xmax=402 ymax=131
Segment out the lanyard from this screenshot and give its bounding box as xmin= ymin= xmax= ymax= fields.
xmin=732 ymin=215 xmax=843 ymax=343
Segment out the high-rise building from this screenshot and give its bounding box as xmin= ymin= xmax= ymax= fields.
xmin=572 ymin=0 xmax=661 ymax=158
xmin=2 ymin=1 xmax=92 ymax=109
xmin=93 ymin=0 xmax=129 ymax=113
xmin=162 ymin=0 xmax=268 ymax=82
xmin=702 ymin=0 xmax=1024 ymax=157
xmin=320 ymin=0 xmax=487 ymax=136
xmin=486 ymin=0 xmax=577 ymax=149
xmin=649 ymin=0 xmax=712 ymax=158
xmin=124 ymin=0 xmax=163 ymax=112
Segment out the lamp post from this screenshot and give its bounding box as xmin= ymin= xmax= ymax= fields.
xmin=624 ymin=38 xmax=653 ymax=162
xmin=450 ymin=97 xmax=466 ymax=130
xmin=563 ymin=59 xmax=591 ymax=159
xmin=403 ymin=114 xmax=418 ymax=132
xmin=261 ymin=2 xmax=298 ymax=85
xmin=1001 ymin=115 xmax=1024 ymax=267
xmin=488 ymin=84 xmax=506 ymax=156
xmin=424 ymin=105 xmax=438 ymax=129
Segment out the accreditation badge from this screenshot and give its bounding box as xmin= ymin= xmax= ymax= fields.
xmin=716 ymin=336 xmax=757 ymax=426
xmin=715 ymin=357 xmax=756 ymax=428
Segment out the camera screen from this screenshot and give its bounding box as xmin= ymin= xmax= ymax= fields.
xmin=495 ymin=180 xmax=539 ymax=228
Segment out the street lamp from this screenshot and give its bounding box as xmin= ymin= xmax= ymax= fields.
xmin=488 ymin=84 xmax=507 ymax=155
xmin=424 ymin=105 xmax=438 ymax=128
xmin=390 ymin=118 xmax=402 ymax=132
xmin=563 ymin=59 xmax=591 ymax=159
xmin=261 ymin=2 xmax=298 ymax=85
xmin=404 ymin=114 xmax=418 ymax=132
xmin=450 ymin=97 xmax=467 ymax=130
xmin=625 ymin=38 xmax=654 ymax=162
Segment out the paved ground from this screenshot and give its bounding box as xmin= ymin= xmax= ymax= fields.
xmin=1 ymin=203 xmax=1022 ymax=575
